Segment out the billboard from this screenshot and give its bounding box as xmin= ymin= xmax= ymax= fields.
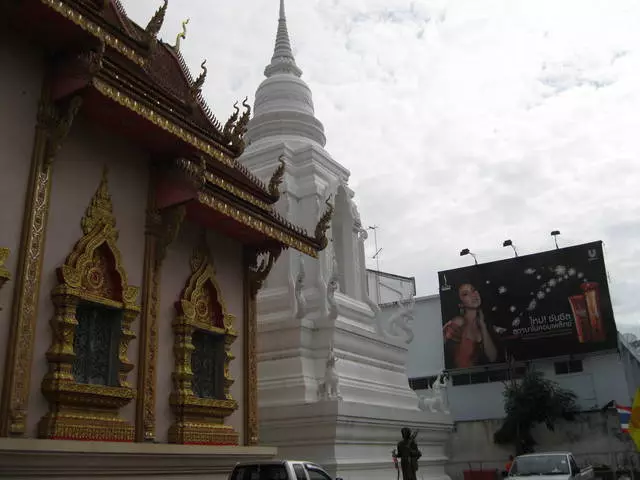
xmin=438 ymin=241 xmax=617 ymax=370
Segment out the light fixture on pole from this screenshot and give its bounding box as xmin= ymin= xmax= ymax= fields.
xmin=460 ymin=248 xmax=478 ymax=265
xmin=551 ymin=230 xmax=561 ymax=250
xmin=503 ymin=239 xmax=518 ymax=257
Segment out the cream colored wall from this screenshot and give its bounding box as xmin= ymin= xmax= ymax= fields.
xmin=0 ymin=27 xmax=44 ymax=392
xmin=27 ymin=117 xmax=149 ymax=437
xmin=157 ymin=222 xmax=245 ymax=443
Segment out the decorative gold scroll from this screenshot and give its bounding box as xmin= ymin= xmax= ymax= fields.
xmin=169 ymin=237 xmax=239 ymax=445
xmin=135 ymin=199 xmax=186 ymax=442
xmin=0 ymin=92 xmax=83 ymax=437
xmin=38 ymin=167 xmax=140 ymax=442
xmin=243 ymin=244 xmax=282 ymax=445
xmin=197 ymin=191 xmax=318 ymax=258
xmin=0 ymin=248 xmax=10 ymax=310
xmin=40 ymin=0 xmax=146 ymax=66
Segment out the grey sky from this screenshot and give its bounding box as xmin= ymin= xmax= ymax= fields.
xmin=121 ymin=0 xmax=640 ymax=329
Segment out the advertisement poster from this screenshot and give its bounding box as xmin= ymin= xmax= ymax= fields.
xmin=438 ymin=241 xmax=617 ymax=370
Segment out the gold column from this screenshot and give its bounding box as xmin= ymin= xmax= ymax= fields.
xmin=0 ymin=248 xmax=11 ymax=308
xmin=135 ymin=190 xmax=185 ymax=442
xmin=0 ymin=87 xmax=82 ymax=437
xmin=243 ymin=244 xmax=282 ymax=446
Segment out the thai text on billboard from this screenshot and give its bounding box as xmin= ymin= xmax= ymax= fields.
xmin=438 ymin=241 xmax=617 ymax=370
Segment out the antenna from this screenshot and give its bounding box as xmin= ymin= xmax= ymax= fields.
xmin=368 ymin=225 xmax=382 ymax=303
xmin=368 ymin=225 xmax=382 ymax=271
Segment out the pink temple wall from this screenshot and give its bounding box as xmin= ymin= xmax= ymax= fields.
xmin=157 ymin=222 xmax=245 ymax=444
xmin=0 ymin=28 xmax=45 ymax=394
xmin=1 ymin=21 xmax=247 ymax=445
xmin=27 ymin=118 xmax=149 ymax=437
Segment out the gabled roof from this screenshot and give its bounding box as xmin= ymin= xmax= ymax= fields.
xmin=35 ymin=0 xmax=276 ymax=201
xmin=5 ymin=0 xmax=330 ymax=256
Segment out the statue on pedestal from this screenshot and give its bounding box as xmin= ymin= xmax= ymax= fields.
xmin=393 ymin=428 xmax=422 ymax=480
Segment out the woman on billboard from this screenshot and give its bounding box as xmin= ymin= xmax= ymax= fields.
xmin=443 ymin=283 xmax=499 ymax=368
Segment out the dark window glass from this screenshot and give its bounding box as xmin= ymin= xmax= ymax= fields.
xmin=568 ymin=360 xmax=583 ymax=373
xmin=469 ymin=371 xmax=488 ymax=384
xmin=73 ymin=303 xmax=121 ymax=386
xmin=191 ymin=330 xmax=225 ymax=399
xmin=230 ymin=465 xmax=288 ymax=480
xmin=554 ymin=362 xmax=569 ymax=375
xmin=306 ymin=467 xmax=332 ymax=480
xmin=488 ymin=369 xmax=508 ymax=382
xmin=452 ymin=374 xmax=470 ymax=386
xmin=293 ymin=464 xmax=307 ymax=480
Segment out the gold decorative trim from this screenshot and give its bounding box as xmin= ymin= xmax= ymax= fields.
xmin=92 ymin=79 xmax=235 ymax=168
xmin=40 ymin=0 xmax=146 ymax=67
xmin=0 ymin=91 xmax=82 ymax=436
xmin=175 ymin=157 xmax=272 ymax=212
xmin=39 ymin=167 xmax=139 ymax=442
xmin=197 ymin=191 xmax=318 ymax=258
xmin=136 ymin=200 xmax=186 ymax=442
xmin=169 ymin=237 xmax=239 ymax=445
xmin=205 ymin=172 xmax=272 ymax=211
xmin=243 ymin=244 xmax=282 ymax=445
xmin=0 ymin=248 xmax=10 ymax=305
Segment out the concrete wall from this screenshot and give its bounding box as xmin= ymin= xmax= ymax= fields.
xmin=445 ymin=411 xmax=637 ymax=480
xmin=0 ymin=23 xmax=44 ymax=392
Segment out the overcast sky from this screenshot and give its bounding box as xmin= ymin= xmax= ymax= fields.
xmin=121 ymin=0 xmax=640 ymax=329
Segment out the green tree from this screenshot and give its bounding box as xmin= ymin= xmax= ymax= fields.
xmin=494 ymin=370 xmax=579 ymax=454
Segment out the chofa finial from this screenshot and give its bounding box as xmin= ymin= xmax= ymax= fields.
xmin=174 ymin=18 xmax=189 ymax=51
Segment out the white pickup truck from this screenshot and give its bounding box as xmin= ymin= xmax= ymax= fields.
xmin=508 ymin=452 xmax=594 ymax=480
xmin=229 ymin=460 xmax=342 ymax=480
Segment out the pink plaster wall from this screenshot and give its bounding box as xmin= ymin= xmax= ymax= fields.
xmin=156 ymin=222 xmax=245 ymax=444
xmin=27 ymin=117 xmax=149 ymax=437
xmin=0 ymin=28 xmax=45 ymax=392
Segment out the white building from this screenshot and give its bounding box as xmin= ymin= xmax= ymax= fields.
xmin=387 ymin=294 xmax=640 ymax=422
xmin=237 ymin=2 xmax=453 ymax=479
xmin=366 ymin=269 xmax=416 ymax=306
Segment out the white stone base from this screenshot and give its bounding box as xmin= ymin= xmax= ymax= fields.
xmin=260 ymin=400 xmax=453 ymax=480
xmin=0 ymin=438 xmax=277 ymax=479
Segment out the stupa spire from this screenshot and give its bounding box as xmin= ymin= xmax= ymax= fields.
xmin=264 ymin=0 xmax=303 ymax=78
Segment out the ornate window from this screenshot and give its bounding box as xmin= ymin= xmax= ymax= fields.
xmin=39 ymin=167 xmax=139 ymax=442
xmin=169 ymin=239 xmax=238 ymax=445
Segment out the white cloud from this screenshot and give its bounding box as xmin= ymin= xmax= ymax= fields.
xmin=120 ymin=0 xmax=640 ymax=327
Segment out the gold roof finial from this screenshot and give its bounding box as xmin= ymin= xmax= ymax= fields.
xmin=174 ymin=18 xmax=190 ymax=51
xmin=81 ymin=165 xmax=116 ymax=236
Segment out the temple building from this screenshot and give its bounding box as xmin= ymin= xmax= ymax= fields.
xmin=0 ymin=0 xmax=328 ymax=476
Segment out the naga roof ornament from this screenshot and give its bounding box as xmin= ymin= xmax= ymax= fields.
xmin=315 ymin=195 xmax=334 ymax=250
xmin=268 ymin=157 xmax=286 ymax=199
xmin=145 ymin=0 xmax=168 ymax=41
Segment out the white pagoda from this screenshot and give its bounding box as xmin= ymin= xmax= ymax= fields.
xmin=239 ymin=2 xmax=453 ymax=478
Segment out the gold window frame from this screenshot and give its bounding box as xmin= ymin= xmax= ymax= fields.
xmin=169 ymin=238 xmax=239 ymax=445
xmin=39 ymin=167 xmax=139 ymax=442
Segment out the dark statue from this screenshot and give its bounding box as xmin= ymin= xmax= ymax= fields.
xmin=394 ymin=427 xmax=422 ymax=480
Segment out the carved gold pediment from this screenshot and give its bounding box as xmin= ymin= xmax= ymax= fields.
xmin=39 ymin=166 xmax=139 ymax=442
xmin=169 ymin=235 xmax=239 ymax=445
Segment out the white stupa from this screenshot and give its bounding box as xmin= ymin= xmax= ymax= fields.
xmin=240 ymin=2 xmax=453 ymax=479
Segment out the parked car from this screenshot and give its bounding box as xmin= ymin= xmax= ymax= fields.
xmin=508 ymin=452 xmax=594 ymax=480
xmin=229 ymin=460 xmax=342 ymax=480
